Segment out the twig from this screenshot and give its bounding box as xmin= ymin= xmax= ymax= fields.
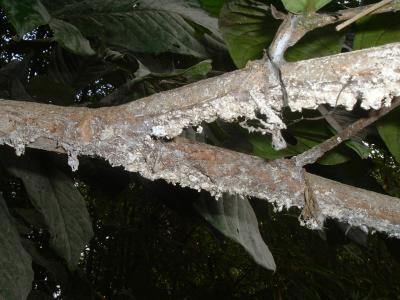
xmin=336 ymin=0 xmax=393 ymax=31
xmin=293 ymin=97 xmax=400 ymax=167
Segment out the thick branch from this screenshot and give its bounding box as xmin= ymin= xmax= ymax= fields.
xmin=0 ymin=43 xmax=400 ymax=236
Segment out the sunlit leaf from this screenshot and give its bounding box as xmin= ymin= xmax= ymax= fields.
xmin=353 ymin=13 xmax=400 ymax=50
xmin=286 ymin=26 xmax=345 ymax=62
xmin=194 ymin=193 xmax=276 ymax=271
xmin=219 ymin=0 xmax=280 ymax=68
xmin=250 ymin=134 xmax=298 ymax=160
xmin=0 ymin=194 xmax=34 ymax=300
xmin=377 ymin=108 xmax=400 ymax=164
xmin=281 ymin=0 xmax=332 ymax=14
xmin=0 ymin=0 xmax=50 ymax=36
xmin=200 ymin=0 xmax=227 ymax=16
xmin=152 ymin=59 xmax=212 ymax=80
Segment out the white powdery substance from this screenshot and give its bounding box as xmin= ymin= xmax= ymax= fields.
xmin=316 ymin=189 xmax=400 ymax=239
xmin=150 ymin=87 xmax=287 ymax=149
xmin=149 ymin=43 xmax=400 ymax=152
xmin=67 ymin=150 xmax=80 ymax=172
xmin=286 ymin=43 xmax=400 ymax=113
xmin=1 ymin=126 xmax=49 ymax=157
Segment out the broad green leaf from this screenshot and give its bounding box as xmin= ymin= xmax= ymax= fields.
xmin=200 ymin=0 xmax=226 ymax=16
xmin=179 ymin=59 xmax=212 ymax=79
xmin=291 ymin=122 xmax=353 ymax=165
xmin=250 ymin=134 xmax=298 ymax=160
xmin=250 ymin=134 xmax=351 ymax=165
xmin=0 ymin=0 xmax=50 ymax=36
xmin=281 ymin=0 xmax=332 ymax=14
xmin=46 ymin=0 xmax=222 ymax=57
xmin=0 ymin=195 xmax=34 ymax=300
xmin=15 ymin=208 xmax=46 ymax=228
xmin=1 ymin=151 xmax=93 ymax=270
xmin=152 ymin=59 xmax=212 ymax=80
xmin=377 ymin=108 xmax=400 ymax=164
xmin=353 ymin=13 xmax=400 ymax=50
xmin=344 ymin=140 xmax=370 ymax=159
xmin=285 ymin=26 xmax=345 ymax=62
xmin=50 ymin=19 xmax=95 ymax=56
xmin=219 ymin=0 xmax=280 ymax=68
xmin=194 ymin=193 xmax=276 ymax=271
xmin=296 ymin=137 xmax=351 ymax=165
xmin=249 ymin=120 xmax=354 ymax=165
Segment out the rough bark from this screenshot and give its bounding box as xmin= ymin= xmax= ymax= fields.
xmin=1 ymin=43 xmax=400 ymax=236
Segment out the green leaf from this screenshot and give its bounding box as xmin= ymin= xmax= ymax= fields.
xmin=152 ymin=59 xmax=212 ymax=80
xmin=1 ymin=151 xmax=93 ymax=270
xmin=291 ymin=122 xmax=353 ymax=165
xmin=194 ymin=193 xmax=276 ymax=271
xmin=200 ymin=0 xmax=226 ymax=16
xmin=249 ymin=120 xmax=354 ymax=165
xmin=250 ymin=134 xmax=298 ymax=160
xmin=180 ymin=59 xmax=212 ymax=79
xmin=281 ymin=0 xmax=332 ymax=14
xmin=296 ymin=136 xmax=351 ymax=165
xmin=353 ymin=13 xmax=400 ymax=50
xmin=49 ymin=19 xmax=95 ymax=56
xmin=377 ymin=108 xmax=400 ymax=164
xmin=0 ymin=194 xmax=34 ymax=300
xmin=344 ymin=140 xmax=370 ymax=159
xmin=46 ymin=0 xmax=222 ymax=57
xmin=219 ymin=0 xmax=280 ymax=68
xmin=285 ymin=26 xmax=345 ymax=62
xmin=0 ymin=0 xmax=50 ymax=36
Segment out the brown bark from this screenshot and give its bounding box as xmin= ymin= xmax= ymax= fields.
xmin=1 ymin=43 xmax=400 ymax=236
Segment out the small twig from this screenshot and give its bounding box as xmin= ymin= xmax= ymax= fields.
xmin=293 ymin=97 xmax=400 ymax=167
xmin=336 ymin=0 xmax=393 ymax=31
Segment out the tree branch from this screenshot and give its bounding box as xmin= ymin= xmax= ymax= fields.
xmin=0 ymin=43 xmax=400 ymax=236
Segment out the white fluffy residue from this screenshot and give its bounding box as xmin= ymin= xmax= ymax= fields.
xmin=361 ymin=88 xmax=387 ymax=110
xmin=150 ymin=86 xmax=287 ymax=150
xmin=286 ymin=43 xmax=400 ymax=113
xmin=67 ymin=150 xmax=80 ymax=172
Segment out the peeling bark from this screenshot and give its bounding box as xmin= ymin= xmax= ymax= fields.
xmin=1 ymin=43 xmax=400 ymax=236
